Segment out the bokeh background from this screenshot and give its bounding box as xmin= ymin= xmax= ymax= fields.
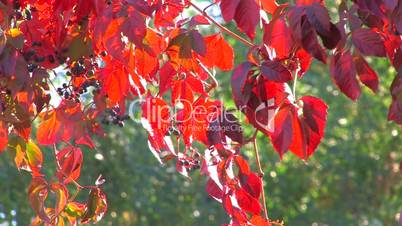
xmin=0 ymin=1 xmax=401 ymax=225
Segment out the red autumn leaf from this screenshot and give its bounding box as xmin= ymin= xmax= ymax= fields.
xmin=98 ymin=58 xmax=130 ymax=104
xmin=50 ymin=183 xmax=69 ymax=215
xmin=352 ymin=28 xmax=386 ymax=57
xmin=259 ymin=0 xmax=279 ymax=14
xmin=239 ymin=172 xmax=262 ymax=199
xmin=37 ymin=100 xmax=93 ymax=147
xmin=177 ymin=97 xmax=222 ymax=146
xmin=250 ymin=215 xmax=272 ymax=226
xmin=354 ymin=54 xmax=379 ymax=93
xmin=269 ymin=96 xmax=328 ymax=159
xmin=0 ymin=121 xmax=8 ymax=153
xmin=260 ymin=60 xmax=293 ymax=82
xmin=81 ymin=188 xmax=108 ymax=224
xmin=289 ymin=9 xmax=327 ymax=63
xmin=263 ymin=16 xmax=295 ymax=59
xmin=141 ymin=96 xmax=174 ymax=162
xmin=235 ymin=187 xmax=261 ymax=215
xmin=231 ymin=62 xmax=254 ymax=108
xmin=388 ymin=73 xmax=402 ymax=124
xmin=158 ymin=62 xmax=176 ymax=95
xmin=330 ymin=50 xmax=361 ymax=101
xmin=206 ymin=179 xmax=223 ymax=201
xmin=189 ymin=15 xmax=210 ymax=27
xmin=168 ymin=30 xmax=206 ymax=58
xmin=28 ymin=177 xmax=50 ymax=223
xmin=120 ymin=8 xmax=146 ymax=47
xmin=56 ymin=146 xmax=83 ymax=184
xmin=222 ymin=194 xmax=248 ymax=224
xmin=220 ymin=0 xmax=260 ymax=40
xmin=200 ymin=33 xmax=234 ymax=71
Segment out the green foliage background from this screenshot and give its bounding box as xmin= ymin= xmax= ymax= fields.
xmin=0 ymin=1 xmax=401 ymax=226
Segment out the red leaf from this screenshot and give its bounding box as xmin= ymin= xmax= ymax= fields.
xmin=50 ymin=183 xmax=69 ymax=215
xmin=263 ymin=16 xmax=295 ymax=59
xmin=330 ymin=50 xmax=361 ymax=100
xmin=56 ymin=146 xmax=83 ymax=184
xmin=289 ymin=9 xmax=327 ymax=63
xmin=269 ymin=96 xmax=328 ymax=159
xmin=388 ymin=73 xmax=402 ymax=125
xmin=354 ymin=54 xmax=379 ymax=93
xmin=352 ymin=28 xmax=386 ymax=57
xmin=98 ymin=58 xmax=130 ymax=104
xmin=235 ymin=188 xmax=261 ymax=215
xmin=158 ymin=62 xmax=176 ymax=95
xmin=81 ymin=188 xmax=108 ymax=224
xmin=250 ymin=215 xmax=272 ymax=226
xmin=0 ymin=121 xmax=8 ymax=153
xmin=239 ymin=172 xmax=262 ymax=199
xmin=220 ymin=0 xmax=260 ymax=40
xmin=200 ymin=33 xmax=234 ymax=71
xmin=206 ymin=179 xmax=223 ymax=201
xmin=120 ymin=9 xmax=146 ymax=47
xmin=260 ymin=60 xmax=293 ymax=82
xmin=37 ymin=100 xmax=92 ymax=146
xmin=231 ymin=62 xmax=254 ymax=108
xmin=259 ymin=0 xmax=279 ymax=14
xmin=169 ymin=30 xmax=206 ymax=58
xmin=28 ymin=177 xmax=50 ymax=223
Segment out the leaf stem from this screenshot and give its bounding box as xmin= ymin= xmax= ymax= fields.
xmin=292 ymin=72 xmax=298 ymax=100
xmin=253 ymin=136 xmax=269 ymax=220
xmin=188 ymin=2 xmax=254 ymax=48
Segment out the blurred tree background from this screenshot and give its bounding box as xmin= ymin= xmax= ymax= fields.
xmin=0 ymin=1 xmax=401 ymax=226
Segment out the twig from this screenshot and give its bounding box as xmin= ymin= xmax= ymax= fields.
xmin=188 ymin=2 xmax=254 ymax=48
xmin=253 ymin=136 xmax=269 ymax=220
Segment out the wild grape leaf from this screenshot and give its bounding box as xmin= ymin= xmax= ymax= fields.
xmin=37 ymin=100 xmax=94 ymax=147
xmin=354 ymin=54 xmax=379 ymax=93
xmin=250 ymin=215 xmax=271 ymax=226
xmin=269 ymin=96 xmax=328 ymax=159
xmin=388 ymin=73 xmax=402 ymax=124
xmin=28 ymin=177 xmax=50 ymax=223
xmin=200 ymin=33 xmax=234 ymax=71
xmin=352 ymin=28 xmax=386 ymax=57
xmin=11 ymin=138 xmax=44 ymax=176
xmin=81 ymin=188 xmax=107 ymax=224
xmin=50 ymin=183 xmax=68 ymax=215
xmin=231 ymin=62 xmax=254 ymax=108
xmin=0 ymin=121 xmax=8 ymax=153
xmin=98 ymin=58 xmax=130 ymax=104
xmin=56 ymin=146 xmax=83 ymax=184
xmin=206 ymin=179 xmax=223 ymax=201
xmin=120 ymin=9 xmax=146 ymax=47
xmin=259 ymin=0 xmax=279 ymax=14
xmin=220 ymin=0 xmax=260 ymax=40
xmin=330 ymin=50 xmax=361 ymax=100
xmin=141 ymin=96 xmax=174 ymax=162
xmin=235 ymin=187 xmax=261 ymax=215
xmin=263 ymin=16 xmax=295 ymax=59
xmin=176 ymin=97 xmax=222 ymax=146
xmin=168 ymin=30 xmax=206 ymax=58
xmin=207 ymin=111 xmax=243 ymax=146
xmin=260 ymin=60 xmax=293 ymax=82
xmin=64 ymin=201 xmax=85 ymax=224
xmin=159 ymin=62 xmax=176 ymax=95
xmin=289 ymin=9 xmax=327 ymax=63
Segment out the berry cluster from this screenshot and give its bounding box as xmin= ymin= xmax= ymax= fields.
xmin=101 ymin=107 xmax=130 ymax=127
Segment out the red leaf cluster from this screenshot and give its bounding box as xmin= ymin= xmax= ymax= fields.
xmin=0 ymin=0 xmax=400 ymax=225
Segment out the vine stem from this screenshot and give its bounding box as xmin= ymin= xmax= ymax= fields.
xmin=253 ymin=135 xmax=269 ymax=220
xmin=292 ymin=72 xmax=298 ymax=100
xmin=188 ymin=1 xmax=254 ymax=48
